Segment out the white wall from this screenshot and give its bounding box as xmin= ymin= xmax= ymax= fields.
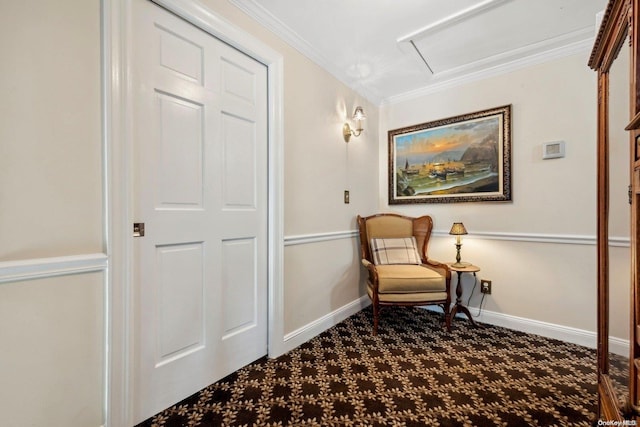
xmin=379 ymin=52 xmax=631 ymax=345
xmin=0 ymin=0 xmax=103 ymax=261
xmin=200 ymin=0 xmax=379 ymax=338
xmin=279 ymin=40 xmax=378 ymax=335
xmin=0 ymin=275 xmax=104 ymax=427
xmin=0 ymin=1 xmax=105 ymax=427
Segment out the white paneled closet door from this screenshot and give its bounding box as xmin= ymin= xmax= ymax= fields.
xmin=131 ymin=0 xmax=268 ymax=422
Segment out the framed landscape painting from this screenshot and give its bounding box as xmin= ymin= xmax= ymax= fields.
xmin=388 ymin=105 xmax=512 ymax=204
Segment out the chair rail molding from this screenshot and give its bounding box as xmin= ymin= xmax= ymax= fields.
xmin=431 ymin=229 xmax=629 ymax=247
xmin=0 ymin=253 xmax=108 ymax=284
xmin=284 ymin=230 xmax=358 ymax=246
xmin=284 ymin=229 xmax=630 ymax=247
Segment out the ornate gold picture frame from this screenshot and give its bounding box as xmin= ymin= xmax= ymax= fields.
xmin=388 ymin=105 xmax=512 ymax=204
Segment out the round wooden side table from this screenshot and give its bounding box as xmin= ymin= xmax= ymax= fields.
xmin=448 ymin=263 xmax=481 ymax=327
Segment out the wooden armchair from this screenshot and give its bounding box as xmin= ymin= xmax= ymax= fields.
xmin=357 ymin=213 xmax=452 ymax=335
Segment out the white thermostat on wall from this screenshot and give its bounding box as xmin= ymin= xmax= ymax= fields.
xmin=542 ymin=141 xmax=565 ymax=160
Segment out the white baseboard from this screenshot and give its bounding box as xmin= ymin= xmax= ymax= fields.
xmin=609 ymin=336 xmax=630 ymax=357
xmin=425 ymin=306 xmax=629 ymax=357
xmin=281 ymin=298 xmax=630 ymax=358
xmin=282 ymin=295 xmax=371 ymax=353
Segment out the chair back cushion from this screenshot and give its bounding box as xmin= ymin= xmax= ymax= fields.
xmin=365 ymin=215 xmax=413 ymax=239
xmin=370 ymin=237 xmax=421 ymax=265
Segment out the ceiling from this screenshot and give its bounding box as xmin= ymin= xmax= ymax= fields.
xmin=230 ymin=0 xmax=607 ymax=105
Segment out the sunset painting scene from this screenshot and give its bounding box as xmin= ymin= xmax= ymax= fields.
xmin=391 ymin=113 xmax=505 ymax=202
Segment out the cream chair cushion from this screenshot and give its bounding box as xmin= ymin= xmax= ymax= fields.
xmin=366 ymin=285 xmax=448 ymax=303
xmin=375 ymin=264 xmax=445 ymax=293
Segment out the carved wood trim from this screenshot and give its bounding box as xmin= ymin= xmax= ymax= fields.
xmin=597 ymin=70 xmax=611 ymax=384
xmin=590 ymin=0 xmax=631 ymax=72
xmin=591 ymin=0 xmax=634 ymax=421
xmin=600 ymin=374 xmax=625 ymax=421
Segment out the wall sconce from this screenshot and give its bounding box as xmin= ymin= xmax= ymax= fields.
xmin=449 ymin=222 xmax=468 ymax=267
xmin=343 ymin=106 xmax=366 ymax=142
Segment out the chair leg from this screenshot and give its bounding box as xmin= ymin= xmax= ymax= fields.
xmin=373 ymin=301 xmax=379 ymax=336
xmin=442 ymin=303 xmax=452 ymax=332
xmin=445 ymin=309 xmax=452 ymax=332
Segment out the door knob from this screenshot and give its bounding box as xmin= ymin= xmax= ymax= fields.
xmin=133 ymin=223 xmax=145 ymax=237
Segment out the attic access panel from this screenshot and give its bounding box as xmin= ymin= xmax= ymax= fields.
xmin=407 ymin=0 xmax=599 ymax=76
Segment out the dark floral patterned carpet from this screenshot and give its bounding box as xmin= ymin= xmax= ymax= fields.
xmin=138 ymin=306 xmax=628 ymax=426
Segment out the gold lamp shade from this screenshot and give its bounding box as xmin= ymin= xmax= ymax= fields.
xmin=449 ymin=222 xmax=468 ymax=236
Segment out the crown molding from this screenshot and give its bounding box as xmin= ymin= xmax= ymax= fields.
xmin=382 ymin=36 xmax=594 ymax=106
xmin=229 ymin=0 xmax=382 ymax=105
xmin=430 ymin=27 xmax=593 ymax=79
xmin=230 ymin=1 xmax=596 ymax=107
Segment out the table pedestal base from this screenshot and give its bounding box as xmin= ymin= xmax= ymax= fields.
xmin=449 ymin=267 xmax=483 ymax=328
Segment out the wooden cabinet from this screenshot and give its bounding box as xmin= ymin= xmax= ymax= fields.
xmin=589 ymin=0 xmax=640 ymax=420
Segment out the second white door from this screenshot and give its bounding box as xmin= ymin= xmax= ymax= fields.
xmin=131 ymin=0 xmax=269 ymax=423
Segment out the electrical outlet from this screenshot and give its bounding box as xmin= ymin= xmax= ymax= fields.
xmin=480 ymin=279 xmax=492 ymax=294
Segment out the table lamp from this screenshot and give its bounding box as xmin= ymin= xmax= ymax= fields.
xmin=449 ymin=222 xmax=468 ymax=267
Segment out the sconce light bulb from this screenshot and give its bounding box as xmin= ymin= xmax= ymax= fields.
xmin=352 ymin=106 xmax=366 ymax=121
xmin=343 ymin=106 xmax=366 ymax=142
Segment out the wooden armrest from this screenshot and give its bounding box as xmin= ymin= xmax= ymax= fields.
xmin=423 ymin=259 xmax=452 ymax=287
xmin=361 ymin=259 xmax=379 ymax=290
xmin=424 ymin=258 xmax=449 ymax=271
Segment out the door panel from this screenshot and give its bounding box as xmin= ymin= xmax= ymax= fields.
xmin=222 ymin=114 xmax=257 ymax=207
xmin=156 ymin=242 xmax=204 ymax=363
xmin=132 ymin=0 xmax=268 ymax=422
xmin=157 ymin=25 xmax=204 ymax=83
xmin=221 ymin=238 xmax=257 ymax=338
xmin=156 ymin=92 xmax=204 ymax=208
xmin=221 ymin=53 xmax=259 ymax=110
